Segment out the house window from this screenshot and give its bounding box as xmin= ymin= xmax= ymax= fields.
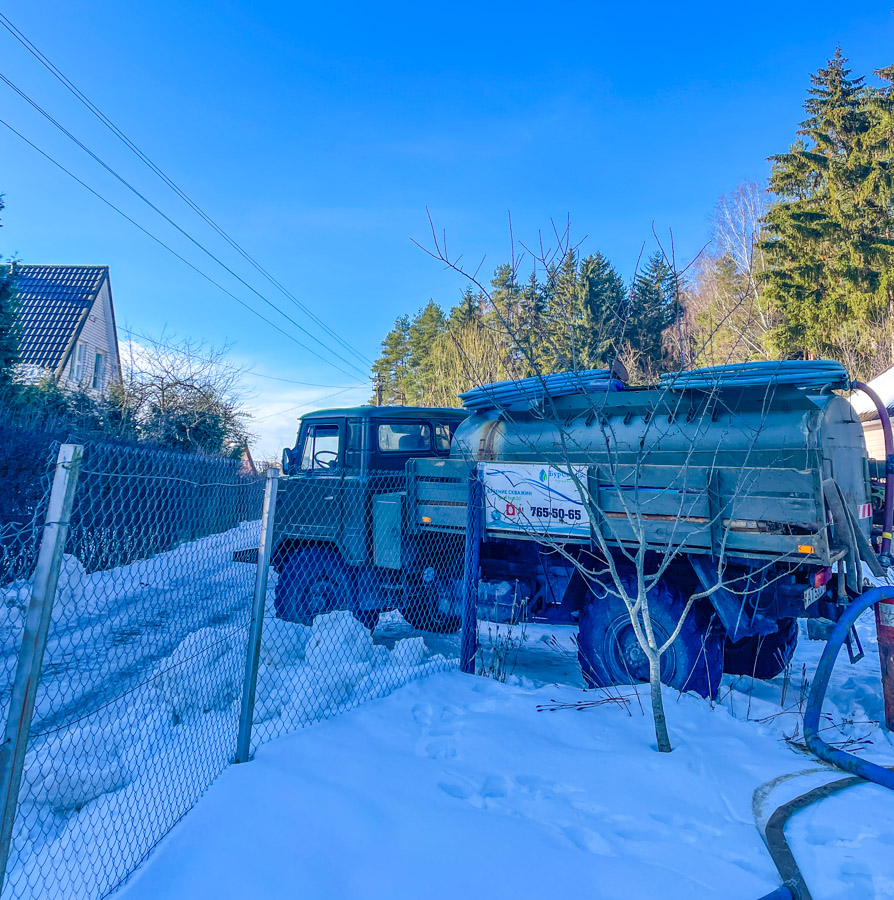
xmin=72 ymin=343 xmax=87 ymax=383
xmin=92 ymin=351 xmax=106 ymax=390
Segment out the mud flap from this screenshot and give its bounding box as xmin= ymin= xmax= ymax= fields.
xmin=688 ymin=555 xmax=776 ymax=642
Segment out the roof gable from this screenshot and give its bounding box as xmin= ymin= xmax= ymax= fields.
xmin=5 ymin=265 xmax=109 ymax=371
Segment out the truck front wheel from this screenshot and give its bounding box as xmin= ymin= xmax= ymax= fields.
xmin=577 ymin=576 xmax=722 ymax=699
xmin=399 ymin=572 xmax=461 ymax=634
xmin=274 ymin=547 xmax=354 ymax=625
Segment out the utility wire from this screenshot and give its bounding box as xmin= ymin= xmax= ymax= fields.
xmin=0 ymin=10 xmax=372 ymax=368
xmin=116 ymin=325 xmax=365 ymax=389
xmin=253 ymin=386 xmax=360 ymax=421
xmin=0 ymin=69 xmax=369 ymax=380
xmin=0 ymin=115 xmax=365 ymax=381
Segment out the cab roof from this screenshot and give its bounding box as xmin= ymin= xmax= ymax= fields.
xmin=300 ymin=405 xmax=468 ymax=422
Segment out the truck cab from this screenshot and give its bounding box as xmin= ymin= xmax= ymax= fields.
xmin=273 ymin=406 xmax=468 ymax=630
xmin=281 ymin=406 xmax=467 ymax=476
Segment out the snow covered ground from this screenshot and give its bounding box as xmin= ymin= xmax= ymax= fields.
xmin=0 ymin=522 xmax=262 ymax=733
xmin=4 ymin=524 xmax=894 ymax=899
xmin=0 ymin=526 xmax=456 ymax=900
xmin=108 ymin=611 xmax=894 ymax=900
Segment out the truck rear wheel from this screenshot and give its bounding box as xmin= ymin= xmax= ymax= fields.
xmin=722 ymin=618 xmax=798 ymax=679
xmin=577 ymin=575 xmax=722 ymax=699
xmin=274 ymin=547 xmax=354 ymax=625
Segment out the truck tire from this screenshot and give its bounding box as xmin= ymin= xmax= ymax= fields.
xmin=274 ymin=547 xmax=354 ymax=625
xmin=722 ymin=618 xmax=798 ymax=679
xmin=577 ymin=575 xmax=723 ymax=699
xmin=399 ymin=574 xmax=461 ymax=634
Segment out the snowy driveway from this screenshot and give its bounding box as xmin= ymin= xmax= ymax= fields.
xmin=0 ymin=523 xmax=261 ymax=735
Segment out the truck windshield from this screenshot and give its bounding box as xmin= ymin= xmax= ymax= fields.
xmin=378 ymin=422 xmax=431 ymax=452
xmin=299 ymin=424 xmax=341 ymax=470
xmin=434 ymin=423 xmax=453 ymax=452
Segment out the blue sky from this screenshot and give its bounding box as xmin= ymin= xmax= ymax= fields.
xmin=0 ymin=1 xmax=892 ymax=455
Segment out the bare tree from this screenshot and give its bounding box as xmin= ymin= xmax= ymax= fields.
xmin=712 ymin=180 xmax=768 ymax=302
xmin=418 ymin=215 xmax=835 ymax=753
xmin=117 ymin=332 xmax=253 ymax=454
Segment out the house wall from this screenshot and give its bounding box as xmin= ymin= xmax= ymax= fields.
xmin=863 ymin=420 xmax=885 ymax=460
xmin=59 ymin=279 xmax=121 ymax=396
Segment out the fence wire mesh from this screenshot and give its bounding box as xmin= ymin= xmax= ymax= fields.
xmin=2 ymin=442 xmax=264 ymax=900
xmin=249 ymin=469 xmax=462 ymax=750
xmin=0 ymin=444 xmax=56 ymax=726
xmin=1 ymin=452 xmax=468 ymax=899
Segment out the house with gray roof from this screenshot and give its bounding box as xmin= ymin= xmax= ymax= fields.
xmin=6 ymin=263 xmax=122 ymax=396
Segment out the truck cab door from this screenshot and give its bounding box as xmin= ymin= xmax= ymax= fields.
xmin=287 ymin=419 xmax=345 ymax=541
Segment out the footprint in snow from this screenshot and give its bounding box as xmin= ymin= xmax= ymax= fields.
xmin=412 ymin=703 xmax=434 ymax=726
xmin=438 ymin=780 xmax=476 ymax=801
xmin=562 ymin=824 xmax=614 ymax=856
xmin=424 ymin=737 xmax=458 ymax=760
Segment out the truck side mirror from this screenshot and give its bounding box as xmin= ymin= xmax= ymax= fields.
xmin=281 ymin=447 xmax=295 ymax=475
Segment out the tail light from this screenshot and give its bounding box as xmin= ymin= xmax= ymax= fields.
xmin=814 ymin=567 xmax=832 ymax=588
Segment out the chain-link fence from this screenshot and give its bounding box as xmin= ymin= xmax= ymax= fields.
xmin=1 ymin=442 xmax=264 ymax=900
xmin=246 ymin=468 xmax=464 ymax=751
xmin=0 ymin=447 xmax=468 ymax=899
xmin=0 ymin=444 xmax=56 ymax=729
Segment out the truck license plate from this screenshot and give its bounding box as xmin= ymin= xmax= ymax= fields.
xmin=803 ymin=584 xmax=827 ymax=607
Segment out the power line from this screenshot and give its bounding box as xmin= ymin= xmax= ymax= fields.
xmin=253 ymin=386 xmax=361 ymax=421
xmin=0 ymin=69 xmax=369 ymax=380
xmin=0 ymin=10 xmax=372 ymax=369
xmin=0 ymin=114 xmax=366 ymax=381
xmin=116 ymin=325 xmax=365 ymax=389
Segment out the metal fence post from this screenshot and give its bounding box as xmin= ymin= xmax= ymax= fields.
xmin=461 ymin=467 xmax=482 ymax=674
xmin=235 ymin=467 xmax=279 ymax=763
xmin=0 ymin=443 xmax=83 ymax=891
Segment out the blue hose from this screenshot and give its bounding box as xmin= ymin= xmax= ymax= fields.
xmin=756 ymin=888 xmax=794 ymax=900
xmin=660 ymin=360 xmax=850 ymax=392
xmin=803 ymin=586 xmax=894 ymax=790
xmin=460 ymin=370 xmax=620 ymax=411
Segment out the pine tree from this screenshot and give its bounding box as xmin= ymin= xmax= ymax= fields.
xmin=370 ymin=315 xmax=410 ymax=404
xmin=405 ymin=301 xmax=447 ymax=404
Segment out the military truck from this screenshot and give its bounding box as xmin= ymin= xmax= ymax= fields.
xmin=275 ymin=406 xmax=469 ymax=630
xmin=272 ymin=362 xmax=884 ymax=698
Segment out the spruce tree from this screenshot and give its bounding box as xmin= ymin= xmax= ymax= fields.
xmin=448 ymin=287 xmax=483 ymax=330
xmin=579 ymin=252 xmax=627 ymax=366
xmin=763 ymin=49 xmax=894 ymax=369
xmin=627 ymin=252 xmax=678 ymax=377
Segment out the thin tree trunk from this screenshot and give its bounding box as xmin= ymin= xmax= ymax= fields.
xmin=649 ymin=657 xmax=672 ymax=753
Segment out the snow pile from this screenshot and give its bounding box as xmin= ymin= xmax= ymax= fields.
xmin=155 ymin=627 xmax=243 ymax=721
xmin=260 ymin=616 xmax=310 ymax=666
xmin=113 ymin=614 xmax=894 ymax=900
xmin=20 ymin=724 xmax=128 ymax=812
xmin=255 ymin=610 xmax=452 ymax=740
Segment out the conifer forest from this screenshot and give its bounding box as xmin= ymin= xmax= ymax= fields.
xmin=371 ymin=51 xmax=894 ymax=405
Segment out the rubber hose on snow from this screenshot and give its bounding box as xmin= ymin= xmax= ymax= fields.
xmin=804 ymin=586 xmax=894 ymax=790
